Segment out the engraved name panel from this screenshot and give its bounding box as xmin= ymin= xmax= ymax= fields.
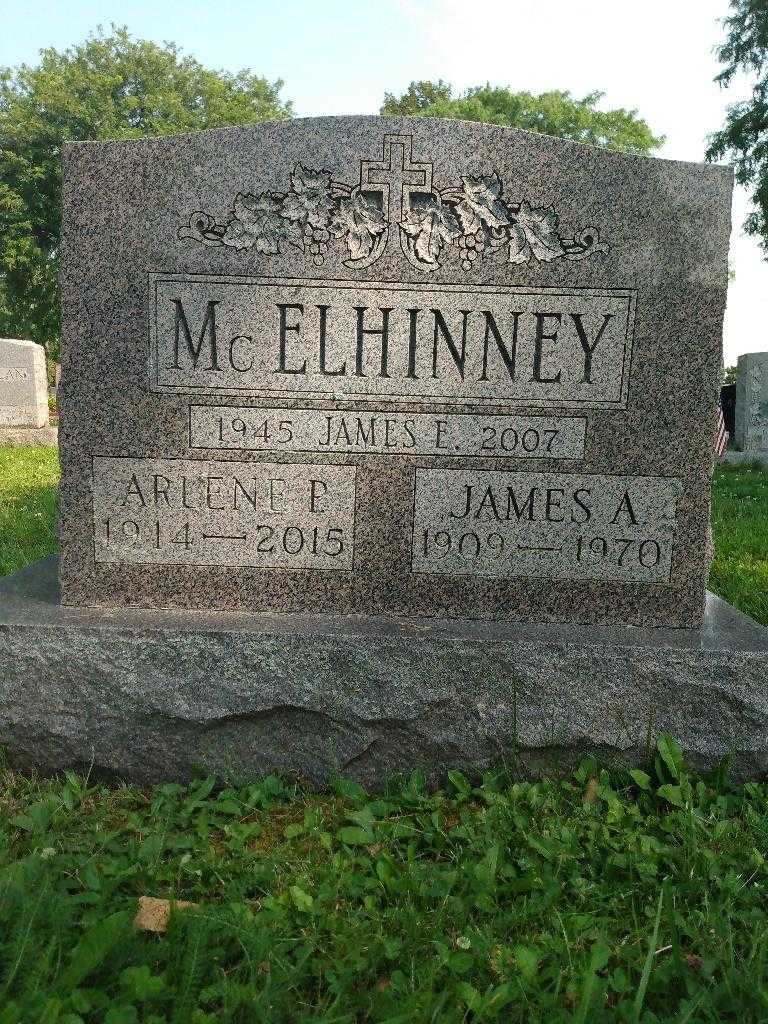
xmin=92 ymin=456 xmax=355 ymax=570
xmin=411 ymin=470 xmax=681 ymax=583
xmin=190 ymin=407 xmax=587 ymax=459
xmin=150 ymin=275 xmax=635 ymax=409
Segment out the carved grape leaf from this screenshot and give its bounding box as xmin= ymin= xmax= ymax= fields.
xmin=222 ymin=192 xmax=300 ymax=253
xmin=329 ymin=192 xmax=387 ymax=261
xmin=455 ymin=173 xmax=510 ymax=235
xmin=507 ymin=224 xmax=531 ymax=264
xmin=282 ymin=165 xmax=334 ymax=228
xmin=400 ymin=195 xmax=461 ymax=266
xmin=508 ymin=202 xmax=566 ymax=264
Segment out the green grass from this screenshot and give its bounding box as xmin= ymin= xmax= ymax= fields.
xmin=2 ymin=746 xmax=768 ymax=1022
xmin=710 ymin=461 xmax=768 ymax=625
xmin=1 ymin=450 xmax=768 ymax=1019
xmin=0 ymin=446 xmax=59 ymax=577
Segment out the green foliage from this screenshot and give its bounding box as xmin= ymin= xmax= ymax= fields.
xmin=381 ymin=82 xmax=664 ymax=155
xmin=707 ymin=1 xmax=768 ymax=249
xmin=0 ymin=25 xmax=292 ymax=359
xmin=1 ymin=741 xmax=768 ymax=1020
xmin=381 ymin=78 xmax=454 ymax=114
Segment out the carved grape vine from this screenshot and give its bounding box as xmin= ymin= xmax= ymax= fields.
xmin=180 ymin=147 xmax=607 ymax=272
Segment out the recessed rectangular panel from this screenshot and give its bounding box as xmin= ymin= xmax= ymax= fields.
xmin=190 ymin=406 xmax=588 ymax=458
xmin=92 ymin=456 xmax=355 ymax=570
xmin=151 ymin=275 xmax=635 ymax=409
xmin=411 ymin=469 xmax=681 ymax=583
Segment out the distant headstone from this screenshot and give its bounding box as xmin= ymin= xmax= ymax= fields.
xmin=0 ymin=338 xmax=48 ymax=428
xmin=734 ymin=352 xmax=768 ymax=452
xmin=57 ymin=117 xmax=732 ymax=629
xmin=720 ymin=383 xmax=736 ymax=439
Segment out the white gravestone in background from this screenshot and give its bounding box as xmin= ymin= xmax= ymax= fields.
xmin=0 ymin=338 xmax=49 ymax=428
xmin=735 ymin=351 xmax=768 ymax=452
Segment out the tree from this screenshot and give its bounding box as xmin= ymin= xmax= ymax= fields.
xmin=381 ymin=82 xmax=664 ymax=155
xmin=707 ymin=1 xmax=768 ymax=250
xmin=0 ymin=26 xmax=292 ymax=357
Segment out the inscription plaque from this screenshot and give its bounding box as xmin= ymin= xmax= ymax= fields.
xmin=190 ymin=407 xmax=587 ymax=459
xmin=92 ymin=456 xmax=355 ymax=570
xmin=411 ymin=470 xmax=681 ymax=583
xmin=151 ymin=275 xmax=635 ymax=409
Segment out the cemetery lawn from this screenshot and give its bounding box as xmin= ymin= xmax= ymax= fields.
xmin=2 ymin=749 xmax=768 ymax=1021
xmin=0 ymin=446 xmax=59 ymax=577
xmin=709 ymin=461 xmax=768 ymax=625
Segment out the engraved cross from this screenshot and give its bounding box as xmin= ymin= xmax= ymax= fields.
xmin=358 ymin=134 xmax=433 ymax=226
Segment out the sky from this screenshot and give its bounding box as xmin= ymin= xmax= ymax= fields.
xmin=0 ymin=0 xmax=763 ymax=365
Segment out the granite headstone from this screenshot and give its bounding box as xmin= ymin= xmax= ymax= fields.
xmin=58 ymin=117 xmax=731 ymax=627
xmin=0 ymin=338 xmax=49 ymax=428
xmin=734 ymin=351 xmax=768 ymax=453
xmin=2 ymin=118 xmax=767 ymax=787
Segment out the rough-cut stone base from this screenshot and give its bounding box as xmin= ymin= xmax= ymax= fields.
xmin=2 ymin=557 xmax=768 ymax=786
xmin=0 ymin=426 xmax=57 ymax=447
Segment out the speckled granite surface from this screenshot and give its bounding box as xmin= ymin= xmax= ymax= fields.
xmin=58 ymin=116 xmax=732 ymax=626
xmin=3 ymin=558 xmax=768 ymax=785
xmin=734 ymin=351 xmax=768 ymax=452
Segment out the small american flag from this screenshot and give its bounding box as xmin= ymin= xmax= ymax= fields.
xmin=715 ymin=401 xmax=729 ymax=457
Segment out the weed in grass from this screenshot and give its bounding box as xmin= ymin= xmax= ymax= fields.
xmin=1 ymin=741 xmax=768 ymax=1020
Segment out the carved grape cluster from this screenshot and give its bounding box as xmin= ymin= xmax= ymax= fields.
xmin=303 ymin=224 xmax=330 ymax=266
xmin=456 ymin=229 xmax=487 ymax=271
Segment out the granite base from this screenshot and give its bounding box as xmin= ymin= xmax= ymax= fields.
xmin=1 ymin=557 xmax=768 ymax=786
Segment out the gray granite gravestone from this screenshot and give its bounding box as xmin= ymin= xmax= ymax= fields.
xmin=57 ymin=116 xmax=732 ymax=629
xmin=0 ymin=338 xmax=48 ymax=428
xmin=734 ymin=351 xmax=768 ymax=453
xmin=2 ymin=116 xmax=767 ymax=786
